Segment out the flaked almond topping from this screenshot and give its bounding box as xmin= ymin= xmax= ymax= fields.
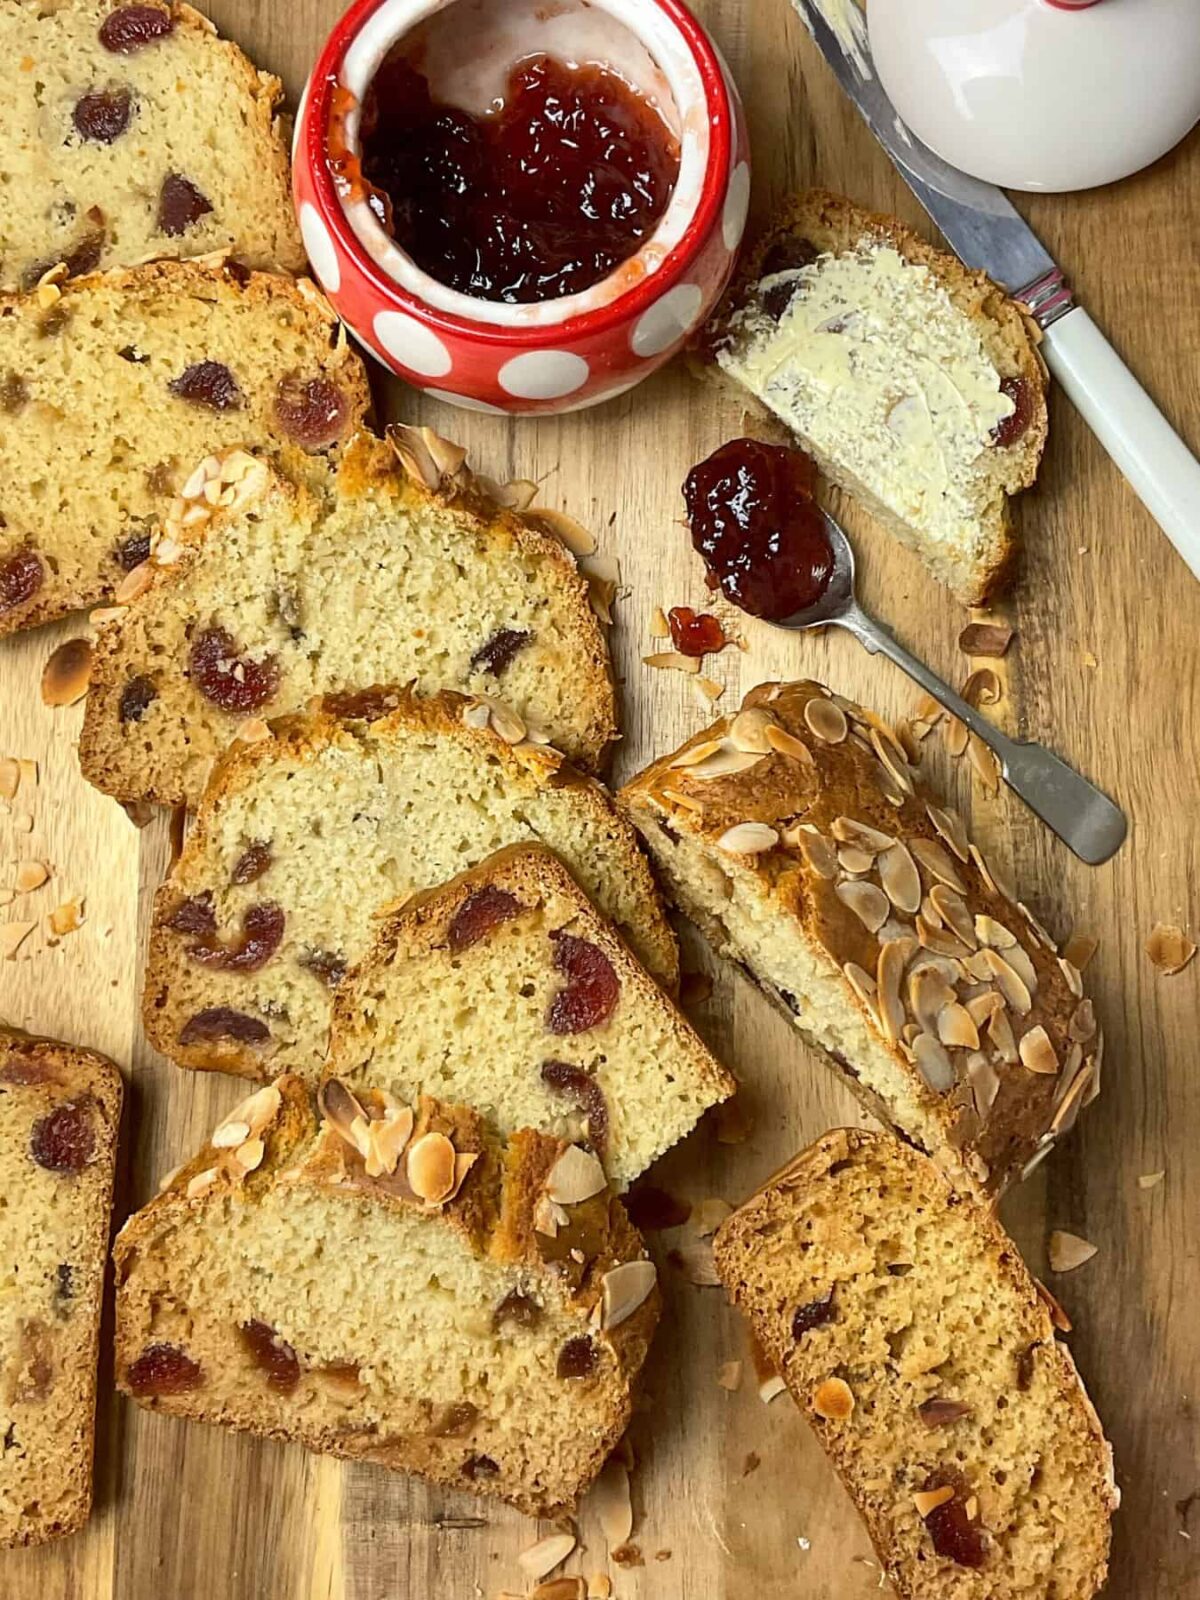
xmin=1018 ymin=900 xmax=1057 ymax=952
xmin=234 ymin=1137 xmax=265 ymax=1172
xmin=186 ymin=1168 xmax=218 ymax=1199
xmin=601 ymin=1259 xmax=657 ymax=1330
xmin=642 ymin=650 xmax=700 ymax=675
xmin=524 ymin=505 xmax=596 ymax=558
xmin=469 ymin=693 xmax=526 ymax=745
xmin=715 ymin=822 xmax=778 ymax=856
xmin=1068 ymin=999 xmax=1096 ymax=1042
xmin=876 ymin=940 xmax=908 ymax=1043
xmin=211 ymin=1119 xmax=251 ymax=1150
xmin=913 ymin=1486 xmax=956 ymax=1518
xmin=968 ymin=1054 xmax=1000 ymax=1117
xmin=1061 ymin=931 xmax=1098 ymax=973
xmin=494 ymin=476 xmax=539 ymax=512
xmin=1058 ymin=957 xmax=1084 ymax=998
xmin=910 ymin=967 xmax=955 ymax=1034
xmin=831 ymin=816 xmax=895 ymax=853
xmin=959 ymin=620 xmax=1014 ymax=658
xmin=659 ymin=786 xmax=703 ymax=813
xmin=669 ymin=737 xmax=724 ymax=770
xmin=728 ymin=707 xmax=778 ymax=754
xmin=836 ymin=879 xmax=890 ymax=934
xmin=811 ymin=1376 xmax=854 ymax=1420
xmin=461 ymin=700 xmax=491 ymax=731
xmin=879 ymin=842 xmax=921 ymax=914
xmin=975 ymin=915 xmax=1017 ymax=949
xmin=870 ymin=726 xmax=914 ymax=794
xmin=966 ymin=991 xmax=1003 ymax=1027
xmin=222 ymin=1084 xmax=282 ymax=1139
xmin=1019 ymin=1025 xmax=1058 ymax=1075
xmin=41 ymin=638 xmax=93 ymax=706
xmin=838 ymin=845 xmax=875 ymax=876
xmin=1146 ymin=922 xmax=1196 ymax=976
xmin=546 ymin=1143 xmax=606 ymax=1205
xmin=928 ymin=885 xmax=976 ymax=949
xmin=1047 ymin=1230 xmax=1097 ymax=1273
xmin=786 ymin=823 xmax=837 ymax=878
xmin=114 ymin=562 xmax=154 ymax=605
xmin=988 ymin=1005 xmax=1018 ymax=1065
xmin=518 ymin=1531 xmax=578 ymax=1581
xmin=591 ymin=1459 xmax=633 ymax=1546
xmin=581 ymin=552 xmax=619 ymax=624
xmin=362 ymin=1106 xmax=415 ymax=1178
xmin=937 ymin=1002 xmax=980 ymax=1052
xmin=804 ymin=696 xmax=847 ymax=744
xmin=675 ymin=742 xmax=763 ymax=781
xmin=14 ymin=860 xmax=48 ymax=893
xmin=765 ymin=721 xmax=815 ymax=765
xmin=913 ymin=1032 xmax=955 ymax=1093
xmin=910 ymin=837 xmax=966 ymax=893
xmin=1 ymin=921 xmax=36 ymax=959
xmin=389 ymin=423 xmax=465 ymax=492
xmin=926 ymin=804 xmax=969 ymax=863
xmin=1049 ymin=1060 xmax=1094 ymax=1136
xmin=981 ymin=948 xmax=1032 ymax=1014
xmin=406 ymin=1131 xmax=457 ymax=1203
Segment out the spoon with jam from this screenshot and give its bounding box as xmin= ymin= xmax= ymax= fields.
xmin=683 ymin=439 xmax=1126 ymax=865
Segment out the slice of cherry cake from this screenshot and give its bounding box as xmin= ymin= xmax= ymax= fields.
xmin=326 ymin=844 xmax=734 ymax=1189
xmin=80 ymin=427 xmax=616 ymax=803
xmin=113 ymin=1075 xmax=659 ymax=1516
xmin=714 ymin=1129 xmax=1117 ymax=1600
xmin=142 ymin=690 xmax=677 ymax=1083
xmin=0 ymin=0 xmax=303 ymax=292
xmin=0 ymin=1029 xmax=122 ymax=1548
xmin=0 ymin=259 xmax=368 ymax=635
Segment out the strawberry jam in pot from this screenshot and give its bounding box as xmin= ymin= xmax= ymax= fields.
xmin=357 ymin=48 xmax=680 ymax=302
xmin=683 ymin=439 xmax=834 ymax=621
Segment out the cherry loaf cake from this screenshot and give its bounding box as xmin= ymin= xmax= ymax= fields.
xmin=619 ymin=681 xmax=1101 ymax=1197
xmin=0 ymin=259 xmax=369 ymax=635
xmin=0 ymin=1029 xmax=122 ymax=1548
xmin=144 ymin=690 xmax=677 ymax=1082
xmin=714 ymin=1129 xmax=1117 ymax=1598
xmin=0 ymin=0 xmax=304 ymax=293
xmin=326 ymin=844 xmax=735 ymax=1190
xmin=80 ymin=426 xmax=616 ymax=802
xmin=114 ymin=1075 xmax=659 ymax=1516
xmin=700 ymin=190 xmax=1048 ymax=603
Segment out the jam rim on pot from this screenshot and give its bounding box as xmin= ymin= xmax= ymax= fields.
xmin=300 ymin=0 xmax=735 ymax=341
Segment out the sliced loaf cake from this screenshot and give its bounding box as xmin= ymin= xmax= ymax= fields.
xmin=619 ymin=681 xmax=1101 ymax=1197
xmin=701 ymin=190 xmax=1048 ymax=602
xmin=326 ymin=844 xmax=735 ymax=1189
xmin=0 ymin=260 xmax=369 ymax=635
xmin=0 ymin=0 xmax=303 ymax=291
xmin=80 ymin=427 xmax=617 ymax=801
xmin=713 ymin=1128 xmax=1117 ymax=1598
xmin=0 ymin=1028 xmax=123 ymax=1548
xmin=113 ymin=1075 xmax=659 ymax=1516
xmin=144 ymin=691 xmax=678 ymax=1082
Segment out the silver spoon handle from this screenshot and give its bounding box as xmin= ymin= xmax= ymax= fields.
xmin=833 ymin=601 xmax=1127 ymax=865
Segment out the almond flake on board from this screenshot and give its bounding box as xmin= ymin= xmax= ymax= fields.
xmin=0 ymin=759 xmax=19 ymax=800
xmin=650 ymin=605 xmax=670 ymax=638
xmin=590 ymin=1458 xmax=633 ymax=1547
xmin=518 ymin=1531 xmax=577 ymax=1581
xmin=959 ymin=621 xmax=1014 ymax=658
xmin=41 ymin=637 xmax=93 ymax=706
xmin=1138 ymin=1170 xmax=1165 ymax=1190
xmin=759 ymin=1374 xmax=787 ymax=1404
xmin=532 ymin=1582 xmax=587 ymax=1600
xmin=1146 ymin=922 xmax=1196 ymax=976
xmin=14 ymin=860 xmax=48 ymax=894
xmin=1061 ymin=931 xmax=1098 ymax=972
xmin=642 ymin=650 xmax=701 ymax=675
xmin=1 ymin=921 xmax=37 ymax=959
xmin=717 ymin=1360 xmax=743 ymax=1391
xmin=48 ymin=898 xmax=84 ymax=936
xmin=693 ymin=675 xmax=725 ymax=705
xmin=690 ymin=1197 xmax=733 ymax=1236
xmin=1047 ymin=1230 xmax=1098 ymax=1273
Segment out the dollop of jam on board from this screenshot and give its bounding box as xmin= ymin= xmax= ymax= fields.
xmin=683 ymin=439 xmax=835 ymax=622
xmin=352 ymin=51 xmax=680 ymax=302
xmin=666 ymin=606 xmax=729 ymax=658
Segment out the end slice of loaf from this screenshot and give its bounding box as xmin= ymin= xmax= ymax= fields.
xmin=701 ymin=189 xmax=1048 ymax=603
xmin=0 ymin=259 xmax=370 ymax=635
xmin=113 ymin=1075 xmax=659 ymax=1517
xmin=144 ymin=690 xmax=678 ymax=1082
xmin=0 ymin=1028 xmax=123 ymax=1548
xmin=0 ymin=0 xmax=303 ymax=292
xmin=714 ymin=1128 xmax=1117 ymax=1598
xmin=619 ymin=680 xmax=1102 ymax=1197
xmin=80 ymin=427 xmax=617 ymax=801
xmin=327 ymin=843 xmax=734 ymax=1189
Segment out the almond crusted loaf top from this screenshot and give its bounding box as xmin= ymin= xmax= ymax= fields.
xmin=713 ymin=1128 xmax=1117 ymax=1598
xmin=700 ymin=189 xmax=1048 ymax=603
xmin=0 ymin=1028 xmax=123 ymax=1548
xmin=144 ymin=691 xmax=678 ymax=1083
xmin=0 ymin=259 xmax=369 ymax=635
xmin=113 ymin=1075 xmax=659 ymax=1518
xmin=326 ymin=844 xmax=734 ymax=1190
xmin=79 ymin=427 xmax=617 ymax=803
xmin=619 ymin=680 xmax=1101 ymax=1198
xmin=0 ymin=0 xmax=304 ymax=292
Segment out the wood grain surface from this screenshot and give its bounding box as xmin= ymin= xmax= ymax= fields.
xmin=2 ymin=1 xmax=1198 ymax=1596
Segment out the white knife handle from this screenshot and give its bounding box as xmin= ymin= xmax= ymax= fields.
xmin=1042 ymin=306 xmax=1200 ymax=581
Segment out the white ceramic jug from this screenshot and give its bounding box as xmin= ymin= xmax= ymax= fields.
xmin=868 ymin=0 xmax=1200 ymax=191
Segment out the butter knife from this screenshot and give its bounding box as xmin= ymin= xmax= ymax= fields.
xmin=790 ymin=0 xmax=1200 ymax=583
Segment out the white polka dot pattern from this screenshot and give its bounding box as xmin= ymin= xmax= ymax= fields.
xmin=722 ymin=160 xmax=751 ymax=253
xmin=299 ymin=201 xmax=341 ymax=294
xmin=497 ymin=350 xmax=590 ymax=400
xmin=373 ymin=311 xmax=453 ymax=377
xmin=631 ymin=283 xmax=704 ymax=358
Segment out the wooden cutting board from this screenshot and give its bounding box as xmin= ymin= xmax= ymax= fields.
xmin=2 ymin=2 xmax=1198 ymax=1596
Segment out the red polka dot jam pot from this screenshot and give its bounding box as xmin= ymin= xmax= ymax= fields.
xmin=293 ymin=0 xmax=749 ymax=414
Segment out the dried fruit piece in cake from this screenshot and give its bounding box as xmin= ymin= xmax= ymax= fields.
xmin=619 ymin=681 xmax=1102 ymax=1197
xmin=0 ymin=0 xmax=303 ymax=291
xmin=699 ymin=190 xmax=1048 ymax=603
xmin=326 ymin=844 xmax=734 ymax=1188
xmin=80 ymin=428 xmax=616 ymax=801
xmin=113 ymin=1076 xmax=659 ymax=1517
xmin=144 ymin=692 xmax=677 ymax=1082
xmin=713 ymin=1129 xmax=1117 ymax=1598
xmin=0 ymin=1029 xmax=123 ymax=1548
xmin=0 ymin=260 xmax=369 ymax=635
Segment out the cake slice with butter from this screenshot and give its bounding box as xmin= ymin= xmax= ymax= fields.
xmin=703 ymin=190 xmax=1048 ymax=603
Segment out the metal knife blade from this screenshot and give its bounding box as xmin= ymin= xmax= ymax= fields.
xmin=788 ymin=0 xmax=1056 ymax=299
